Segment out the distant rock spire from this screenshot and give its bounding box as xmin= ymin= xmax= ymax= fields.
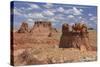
xmin=17 ymin=22 xmax=29 ymax=33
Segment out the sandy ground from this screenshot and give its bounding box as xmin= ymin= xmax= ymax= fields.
xmin=12 ymin=30 xmax=97 ymax=66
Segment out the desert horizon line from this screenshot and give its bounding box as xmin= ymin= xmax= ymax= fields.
xmin=13 ymin=20 xmax=96 ymax=32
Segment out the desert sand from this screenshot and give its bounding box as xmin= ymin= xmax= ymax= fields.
xmin=11 ymin=21 xmax=97 ymax=66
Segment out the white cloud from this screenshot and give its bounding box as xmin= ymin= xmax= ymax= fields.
xmin=73 ymin=7 xmax=82 ymax=15
xmin=25 ymin=3 xmax=41 ymax=10
xmin=13 ymin=7 xmax=22 ymax=16
xmin=50 ymin=18 xmax=56 ymax=22
xmin=80 ymin=20 xmax=87 ymax=23
xmin=88 ymin=13 xmax=93 ymax=16
xmin=89 ymin=16 xmax=97 ymax=23
xmin=90 ymin=16 xmax=96 ymax=21
xmin=20 ymin=7 xmax=25 ymax=10
xmin=13 ymin=7 xmax=30 ymax=18
xmin=27 ymin=7 xmax=32 ymax=10
xmin=33 ymin=13 xmax=44 ymax=19
xmin=76 ymin=17 xmax=88 ymax=24
xmin=42 ymin=10 xmax=54 ymax=16
xmin=48 ymin=9 xmax=56 ymax=13
xmin=79 ymin=9 xmax=83 ymax=12
xmin=57 ymin=7 xmax=65 ymax=12
xmin=28 ymin=4 xmax=40 ymax=9
xmin=67 ymin=15 xmax=74 ymax=18
xmin=54 ymin=14 xmax=65 ymax=20
xmin=26 ymin=18 xmax=35 ymax=27
xmin=43 ymin=3 xmax=53 ymax=8
xmin=27 ymin=18 xmax=33 ymax=22
xmin=78 ymin=16 xmax=82 ymax=19
xmin=65 ymin=7 xmax=82 ymax=15
xmin=27 ymin=13 xmax=44 ymax=19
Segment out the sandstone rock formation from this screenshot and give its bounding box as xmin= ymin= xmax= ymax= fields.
xmin=17 ymin=21 xmax=93 ymax=51
xmin=59 ymin=23 xmax=92 ymax=51
xmin=30 ymin=21 xmax=58 ymax=36
xmin=17 ymin=21 xmax=58 ymax=37
xmin=17 ymin=22 xmax=29 ymax=33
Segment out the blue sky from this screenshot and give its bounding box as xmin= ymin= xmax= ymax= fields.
xmin=11 ymin=1 xmax=97 ymax=30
